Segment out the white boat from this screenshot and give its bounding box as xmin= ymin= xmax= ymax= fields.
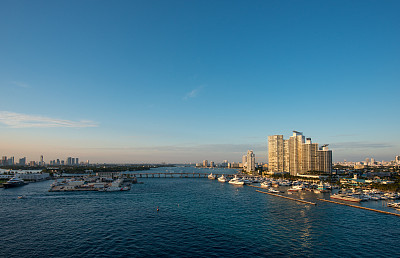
xmin=229 ymin=176 xmax=244 ymax=185
xmin=218 ymin=175 xmax=227 ymax=183
xmin=268 ymin=188 xmax=280 ymax=194
xmin=260 ymin=182 xmax=270 ymax=188
xmin=242 ymin=177 xmax=252 ymax=185
xmin=208 ymin=173 xmax=216 ymax=180
xmin=288 ymin=185 xmax=304 ymax=192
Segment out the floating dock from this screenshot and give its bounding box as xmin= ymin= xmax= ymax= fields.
xmin=252 ymin=187 xmax=316 ymax=205
xmin=317 ymin=198 xmax=400 ymax=217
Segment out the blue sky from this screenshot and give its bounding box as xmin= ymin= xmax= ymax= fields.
xmin=0 ymin=0 xmax=399 ymax=163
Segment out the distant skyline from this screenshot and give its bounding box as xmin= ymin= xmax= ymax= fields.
xmin=1 ymin=0 xmax=399 ymax=163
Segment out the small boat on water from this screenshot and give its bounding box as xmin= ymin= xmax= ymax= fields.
xmin=260 ymin=182 xmax=270 ymax=188
xmin=208 ymin=173 xmax=216 ymax=180
xmin=218 ymin=175 xmax=227 ymax=183
xmin=268 ymin=188 xmax=279 ymax=194
xmin=3 ymin=176 xmax=28 ymax=189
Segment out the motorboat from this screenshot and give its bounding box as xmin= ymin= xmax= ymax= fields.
xmin=218 ymin=175 xmax=227 ymax=183
xmin=3 ymin=176 xmax=28 ymax=189
xmin=229 ymin=176 xmax=244 ymax=185
xmin=260 ymin=182 xmax=270 ymax=188
xmin=208 ymin=173 xmax=216 ymax=180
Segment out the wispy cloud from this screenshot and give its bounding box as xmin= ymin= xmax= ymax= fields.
xmin=183 ymin=86 xmax=203 ymax=100
xmin=0 ymin=111 xmax=98 ymax=128
xmin=10 ymin=81 xmax=31 ymax=88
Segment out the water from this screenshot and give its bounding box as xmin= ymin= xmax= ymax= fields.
xmin=1 ymin=167 xmax=400 ymax=257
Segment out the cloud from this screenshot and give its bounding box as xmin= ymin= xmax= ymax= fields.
xmin=11 ymin=81 xmax=31 ymax=88
xmin=183 ymin=86 xmax=203 ymax=100
xmin=330 ymin=142 xmax=393 ymax=149
xmin=0 ymin=111 xmax=98 ymax=128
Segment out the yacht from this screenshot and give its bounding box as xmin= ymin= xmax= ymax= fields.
xmin=260 ymin=181 xmax=270 ymax=188
xmin=268 ymin=188 xmax=280 ymax=194
xmin=208 ymin=173 xmax=216 ymax=180
xmin=218 ymin=175 xmax=227 ymax=183
xmin=229 ymin=176 xmax=244 ymax=185
xmin=3 ymin=176 xmax=28 ymax=189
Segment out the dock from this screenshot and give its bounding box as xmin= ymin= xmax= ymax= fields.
xmin=249 ymin=185 xmax=316 ymax=205
xmin=317 ymin=198 xmax=400 ymax=217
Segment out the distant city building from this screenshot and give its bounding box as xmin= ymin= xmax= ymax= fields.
xmin=19 ymin=157 xmax=26 ymax=166
xmin=210 ymin=161 xmax=214 ymax=167
xmin=246 ymin=150 xmax=255 ymax=173
xmin=67 ymin=157 xmax=72 ymax=165
xmin=396 ymin=156 xmax=400 ymax=165
xmin=8 ymin=156 xmax=14 ymax=165
xmin=268 ymin=131 xmax=332 ymax=175
xmin=2 ymin=156 xmax=7 ymax=166
xmin=40 ymin=155 xmax=44 ymax=166
xmin=76 ymin=158 xmax=79 ymax=165
xmin=203 ymin=160 xmax=208 ymax=167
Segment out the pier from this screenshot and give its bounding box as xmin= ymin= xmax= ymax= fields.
xmin=249 ymin=185 xmax=316 ymax=205
xmin=317 ymin=198 xmax=400 ymax=217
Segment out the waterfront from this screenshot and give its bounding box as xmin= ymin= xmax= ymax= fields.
xmin=1 ymin=167 xmax=400 ymax=257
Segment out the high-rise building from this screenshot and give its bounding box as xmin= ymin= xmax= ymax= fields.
xmin=203 ymin=160 xmax=208 ymax=167
xmin=317 ymin=145 xmax=332 ymax=173
xmin=268 ymin=131 xmax=332 ymax=175
xmin=67 ymin=157 xmax=72 ymax=165
xmin=76 ymin=158 xmax=79 ymax=165
xmin=40 ymin=155 xmax=44 ymax=166
xmin=72 ymin=158 xmax=75 ymax=165
xmin=288 ymin=131 xmax=305 ymax=176
xmin=2 ymin=156 xmax=7 ymax=166
xmin=8 ymin=156 xmax=14 ymax=165
xmin=396 ymin=156 xmax=400 ymax=164
xmin=268 ymin=135 xmax=284 ymax=172
xmin=302 ymin=138 xmax=318 ymax=173
xmin=246 ymin=150 xmax=255 ymax=172
xmin=19 ymin=157 xmax=26 ymax=166
xmin=210 ymin=161 xmax=214 ymax=167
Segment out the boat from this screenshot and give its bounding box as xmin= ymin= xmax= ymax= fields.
xmin=3 ymin=176 xmax=28 ymax=189
xmin=242 ymin=177 xmax=252 ymax=185
xmin=260 ymin=182 xmax=270 ymax=188
xmin=229 ymin=176 xmax=244 ymax=185
xmin=208 ymin=173 xmax=216 ymax=180
xmin=288 ymin=185 xmax=304 ymax=192
xmin=268 ymin=188 xmax=280 ymax=194
xmin=316 ymin=182 xmax=330 ymax=193
xmin=218 ymin=175 xmax=227 ymax=183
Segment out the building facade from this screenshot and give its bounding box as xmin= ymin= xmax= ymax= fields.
xmin=268 ymin=131 xmax=332 ymax=175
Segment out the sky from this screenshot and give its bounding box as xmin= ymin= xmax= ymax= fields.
xmin=0 ymin=0 xmax=399 ymax=164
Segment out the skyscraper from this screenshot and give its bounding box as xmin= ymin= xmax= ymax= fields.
xmin=288 ymin=131 xmax=305 ymax=176
xmin=246 ymin=150 xmax=255 ymax=173
xmin=19 ymin=157 xmax=26 ymax=166
xmin=268 ymin=131 xmax=332 ymax=175
xmin=203 ymin=160 xmax=208 ymax=167
xmin=268 ymin=135 xmax=284 ymax=172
